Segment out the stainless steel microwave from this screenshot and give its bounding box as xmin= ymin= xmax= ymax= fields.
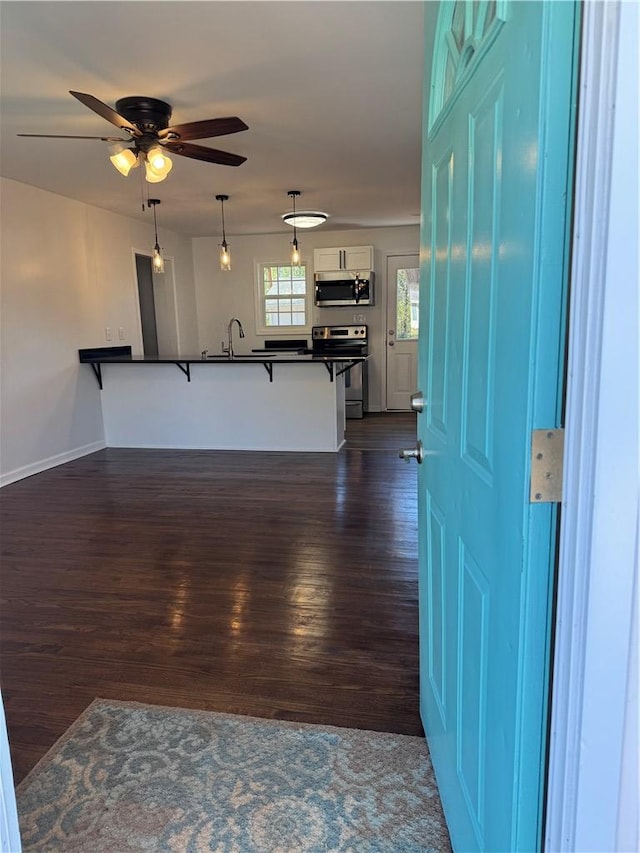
xmin=314 ymin=271 xmax=375 ymax=307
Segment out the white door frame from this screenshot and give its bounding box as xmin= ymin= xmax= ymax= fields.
xmin=545 ymin=2 xmax=639 ymax=850
xmin=0 ymin=691 xmax=21 ymax=852
xmin=384 ymin=253 xmax=420 ymax=411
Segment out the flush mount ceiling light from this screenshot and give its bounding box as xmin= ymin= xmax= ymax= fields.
xmin=147 ymin=198 xmax=165 ymax=274
xmin=281 ymin=210 xmax=329 ymax=229
xmin=216 ymin=194 xmax=231 ymax=271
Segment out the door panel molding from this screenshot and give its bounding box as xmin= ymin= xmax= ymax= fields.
xmin=428 ymin=149 xmax=454 ymax=439
xmin=460 ymin=79 xmax=503 ymax=484
xmin=457 ymin=542 xmax=490 ymax=846
xmin=427 ymin=492 xmax=448 ymax=726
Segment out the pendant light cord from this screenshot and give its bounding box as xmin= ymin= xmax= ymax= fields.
xmin=292 ymin=193 xmax=297 ymax=249
xmin=288 ymin=190 xmax=300 ymax=257
xmin=221 ymin=198 xmax=227 ymax=247
xmin=152 ymin=203 xmax=159 ymax=248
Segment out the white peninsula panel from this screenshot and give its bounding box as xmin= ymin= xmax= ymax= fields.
xmin=99 ymin=361 xmax=346 ymax=452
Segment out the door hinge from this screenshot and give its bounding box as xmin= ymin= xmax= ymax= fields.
xmin=530 ymin=429 xmax=564 ymax=503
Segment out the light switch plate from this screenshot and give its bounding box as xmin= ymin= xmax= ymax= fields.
xmin=105 ymin=327 xmax=113 ymax=341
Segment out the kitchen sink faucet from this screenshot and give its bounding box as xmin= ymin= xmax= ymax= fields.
xmin=223 ymin=317 xmax=245 ymax=359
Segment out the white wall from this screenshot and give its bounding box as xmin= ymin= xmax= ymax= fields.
xmin=192 ymin=225 xmax=420 ymax=412
xmin=0 ymin=177 xmax=199 ymax=485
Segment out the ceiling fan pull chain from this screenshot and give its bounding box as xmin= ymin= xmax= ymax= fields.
xmin=139 ymin=163 xmax=145 ymax=212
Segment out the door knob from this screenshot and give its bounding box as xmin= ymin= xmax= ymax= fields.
xmin=398 ymin=440 xmax=424 ymax=464
xmin=410 ymin=391 xmax=426 ymax=413
xmin=388 ymin=341 xmax=395 ymax=346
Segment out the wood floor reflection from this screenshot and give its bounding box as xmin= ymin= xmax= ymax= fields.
xmin=1 ymin=413 xmax=420 ymax=783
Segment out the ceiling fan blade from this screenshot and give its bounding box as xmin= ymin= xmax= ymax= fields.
xmin=165 ymin=141 xmax=247 ymax=167
xmin=17 ymin=133 xmax=129 ymax=141
xmin=158 ymin=116 xmax=248 ymax=142
xmin=69 ymin=91 xmax=142 ymax=137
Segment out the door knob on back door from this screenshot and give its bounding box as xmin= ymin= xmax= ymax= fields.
xmin=399 ymin=440 xmax=424 ymax=464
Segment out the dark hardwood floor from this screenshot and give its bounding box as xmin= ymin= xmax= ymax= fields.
xmin=1 ymin=413 xmax=420 ymax=784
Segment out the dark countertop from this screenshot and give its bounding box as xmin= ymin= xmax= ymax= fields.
xmin=78 ymin=346 xmax=368 ymax=390
xmin=79 ymin=346 xmax=368 ymax=365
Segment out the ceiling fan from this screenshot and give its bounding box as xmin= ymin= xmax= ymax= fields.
xmin=17 ymin=91 xmax=248 ymax=181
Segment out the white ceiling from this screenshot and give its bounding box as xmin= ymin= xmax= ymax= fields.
xmin=0 ymin=1 xmax=425 ymax=238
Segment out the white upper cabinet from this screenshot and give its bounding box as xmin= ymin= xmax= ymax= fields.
xmin=313 ymin=246 xmax=374 ymax=273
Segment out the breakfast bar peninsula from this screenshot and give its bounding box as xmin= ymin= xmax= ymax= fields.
xmin=79 ymin=346 xmax=367 ymax=452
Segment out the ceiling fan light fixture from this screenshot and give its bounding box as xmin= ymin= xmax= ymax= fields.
xmin=144 ymin=166 xmax=166 ymax=184
xmin=282 ymin=210 xmax=329 ymax=229
xmin=20 ymin=92 xmax=249 ymax=185
xmin=216 ymin=194 xmax=231 ymax=272
xmin=108 ymin=142 xmax=138 ymax=177
xmin=144 ymin=147 xmax=173 ymax=182
xmin=147 ymin=146 xmax=171 ymax=173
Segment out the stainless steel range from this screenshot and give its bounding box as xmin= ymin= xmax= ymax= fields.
xmin=312 ymin=325 xmax=368 ymax=418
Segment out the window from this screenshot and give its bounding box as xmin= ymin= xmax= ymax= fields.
xmin=395 ymin=266 xmax=420 ymax=340
xmin=255 ymin=262 xmax=310 ymax=333
xmin=429 ymin=0 xmax=506 ymax=132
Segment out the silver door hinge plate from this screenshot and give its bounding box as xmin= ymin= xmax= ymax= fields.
xmin=530 ymin=429 xmax=564 ymax=503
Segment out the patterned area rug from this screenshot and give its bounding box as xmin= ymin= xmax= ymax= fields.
xmin=16 ymin=699 xmax=451 ymax=852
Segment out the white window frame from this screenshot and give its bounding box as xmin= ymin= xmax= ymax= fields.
xmin=253 ymin=259 xmax=312 ymax=335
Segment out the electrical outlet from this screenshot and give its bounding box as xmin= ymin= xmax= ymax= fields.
xmin=105 ymin=327 xmax=113 ymax=341
xmin=118 ymin=327 xmax=125 ymax=340
xmin=353 ymin=313 xmax=365 ymax=323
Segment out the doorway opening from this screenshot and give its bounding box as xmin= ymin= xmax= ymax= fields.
xmin=135 ymin=253 xmax=179 ymax=357
xmin=385 ymin=254 xmax=420 ymax=410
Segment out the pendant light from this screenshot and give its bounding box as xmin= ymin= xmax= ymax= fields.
xmin=147 ymin=199 xmax=165 ymax=274
xmin=216 ymin=194 xmax=231 ymax=271
xmin=287 ymin=190 xmax=301 ymax=265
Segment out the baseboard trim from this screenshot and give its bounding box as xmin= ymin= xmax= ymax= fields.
xmin=0 ymin=440 xmax=106 ymax=487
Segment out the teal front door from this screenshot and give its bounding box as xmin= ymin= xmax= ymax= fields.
xmin=417 ymin=2 xmax=579 ymax=850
